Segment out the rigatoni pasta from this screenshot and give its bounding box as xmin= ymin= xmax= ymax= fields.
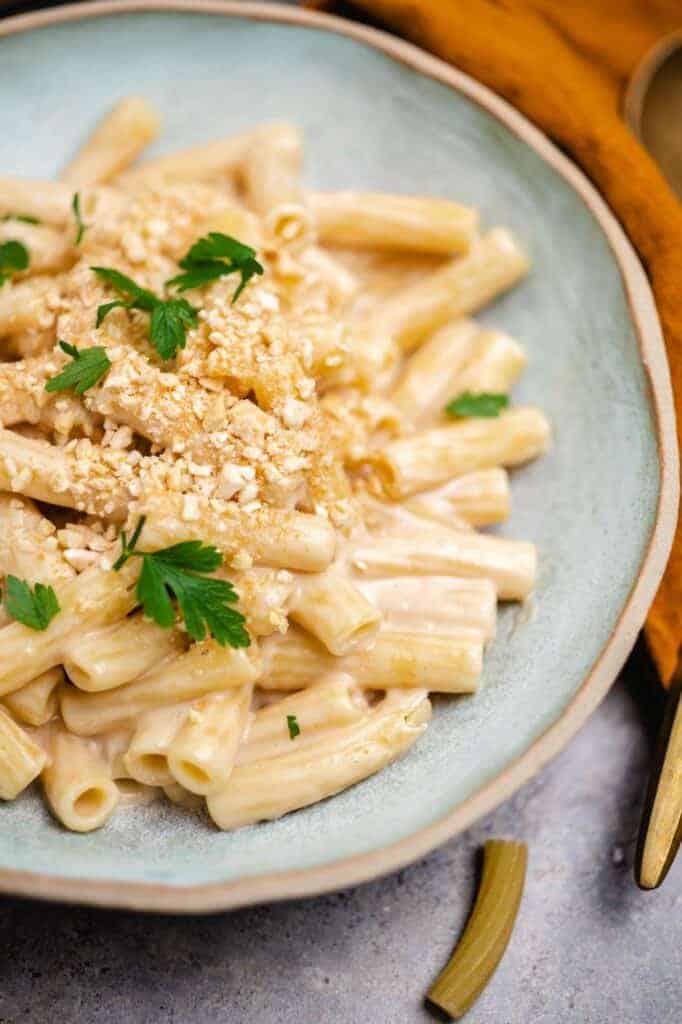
xmin=0 ymin=102 xmax=549 ymax=833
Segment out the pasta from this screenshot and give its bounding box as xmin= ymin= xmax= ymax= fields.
xmin=0 ymin=101 xmax=549 ymax=832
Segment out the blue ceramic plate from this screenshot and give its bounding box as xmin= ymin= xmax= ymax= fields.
xmin=0 ymin=2 xmax=677 ymax=911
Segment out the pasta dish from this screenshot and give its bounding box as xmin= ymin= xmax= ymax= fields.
xmin=0 ymin=98 xmax=550 ymax=833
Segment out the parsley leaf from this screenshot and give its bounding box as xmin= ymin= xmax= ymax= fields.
xmin=167 ymin=231 xmax=264 ymax=302
xmin=444 ymin=392 xmax=510 ymax=419
xmin=4 ymin=576 xmax=60 ymax=631
xmin=91 ymin=266 xmax=197 ymax=360
xmin=45 ymin=340 xmax=111 ymax=395
xmin=72 ymin=192 xmax=88 ymax=245
xmin=2 ymin=213 xmax=41 ymax=225
xmin=0 ymin=239 xmax=29 ymax=286
xmin=113 ymin=517 xmax=250 ymax=648
xmin=287 ymin=714 xmax=300 ymax=740
xmin=150 ymin=297 xmax=198 ymax=360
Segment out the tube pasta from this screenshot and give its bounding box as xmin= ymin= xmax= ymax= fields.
xmin=42 ymin=726 xmax=119 ymax=831
xmin=357 ymin=577 xmax=497 ymax=639
xmin=0 ymin=109 xmax=550 ymax=833
xmin=428 ymin=468 xmax=511 ymax=526
xmin=390 ymin=319 xmax=482 ymax=423
xmin=61 ymin=641 xmax=261 ymax=737
xmin=137 ymin=493 xmax=337 ymax=573
xmin=0 ymin=706 xmax=48 ymax=799
xmin=359 ymin=229 xmax=529 ymax=355
xmin=0 ymin=221 xmax=73 ymax=276
xmin=290 ymin=573 xmax=382 ymax=655
xmin=262 ymin=627 xmax=483 ymax=693
xmin=351 ymin=529 xmax=536 ymax=601
xmin=241 ymin=124 xmax=311 ymax=250
xmin=117 ymin=127 xmax=260 ymax=186
xmin=0 ymin=563 xmax=138 ymax=697
xmin=123 ymin=704 xmax=189 ymax=787
xmin=207 ymin=690 xmax=431 ymax=830
xmin=61 ymin=96 xmax=160 ymax=186
xmin=63 ymin=613 xmax=186 ymax=692
xmin=238 ymin=674 xmax=368 ymax=764
xmin=311 ymin=192 xmax=478 ymax=254
xmin=0 ymin=177 xmax=74 ymax=225
xmin=371 ymin=407 xmax=550 ymax=498
xmin=446 ymin=330 xmax=527 ymax=396
xmin=2 ymin=668 xmax=64 ymax=726
xmin=167 ymin=685 xmax=252 ymax=795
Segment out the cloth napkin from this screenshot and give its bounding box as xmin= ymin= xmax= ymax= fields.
xmin=311 ymin=0 xmax=682 ymax=685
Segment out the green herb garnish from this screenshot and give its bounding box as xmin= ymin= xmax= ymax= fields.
xmin=3 ymin=576 xmax=60 ymax=631
xmin=72 ymin=192 xmax=88 ymax=245
xmin=2 ymin=213 xmax=41 ymax=225
xmin=167 ymin=232 xmax=264 ymax=302
xmin=113 ymin=516 xmax=250 ymax=648
xmin=45 ymin=340 xmax=111 ymax=396
xmin=92 ymin=266 xmax=198 ymax=360
xmin=287 ymin=714 xmax=300 ymax=741
xmin=0 ymin=240 xmax=29 ymax=286
xmin=445 ymin=392 xmax=509 ymax=419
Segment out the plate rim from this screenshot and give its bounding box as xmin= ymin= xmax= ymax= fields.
xmin=0 ymin=0 xmax=678 ymax=913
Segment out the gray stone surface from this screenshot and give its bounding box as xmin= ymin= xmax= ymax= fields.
xmin=1 ymin=652 xmax=680 ymax=1024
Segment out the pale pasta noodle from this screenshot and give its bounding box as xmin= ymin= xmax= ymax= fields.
xmin=0 ymin=101 xmax=549 ymax=832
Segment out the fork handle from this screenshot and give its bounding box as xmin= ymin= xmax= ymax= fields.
xmin=635 ymin=679 xmax=682 ymax=888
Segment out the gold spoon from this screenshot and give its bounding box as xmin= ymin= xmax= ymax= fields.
xmin=625 ymin=36 xmax=682 ymax=887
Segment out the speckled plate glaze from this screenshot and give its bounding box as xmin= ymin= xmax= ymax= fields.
xmin=0 ymin=1 xmax=677 ymax=912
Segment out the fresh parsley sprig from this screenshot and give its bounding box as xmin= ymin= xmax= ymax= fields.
xmin=287 ymin=714 xmax=300 ymax=740
xmin=113 ymin=516 xmax=250 ymax=648
xmin=91 ymin=266 xmax=198 ymax=360
xmin=1 ymin=213 xmax=41 ymax=225
xmin=72 ymin=192 xmax=88 ymax=245
xmin=167 ymin=232 xmax=264 ymax=302
xmin=445 ymin=392 xmax=509 ymax=419
xmin=45 ymin=340 xmax=111 ymax=396
xmin=2 ymin=576 xmax=60 ymax=631
xmin=0 ymin=239 xmax=29 ymax=287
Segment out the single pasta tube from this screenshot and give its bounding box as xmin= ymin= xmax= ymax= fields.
xmin=445 ymin=329 xmax=527 ymax=397
xmin=2 ymin=668 xmax=63 ymax=726
xmin=0 ymin=176 xmax=74 ymax=224
xmin=0 ymin=562 xmax=138 ymax=697
xmin=63 ymin=613 xmax=186 ymax=692
xmin=0 ymin=221 xmax=73 ymax=275
xmin=61 ymin=96 xmax=160 ymax=186
xmin=237 ymin=674 xmax=369 ymax=765
xmin=61 ymin=640 xmax=261 ymax=736
xmin=356 ymin=576 xmax=497 ymax=640
xmin=0 ymin=706 xmax=47 ymax=799
xmin=359 ymin=228 xmax=529 ymax=354
xmin=262 ymin=627 xmax=483 ymax=693
xmin=117 ymin=126 xmax=261 ymax=186
xmin=207 ymin=690 xmax=431 ymax=831
xmin=351 ymin=529 xmax=536 ymax=601
xmin=0 ymin=355 xmax=100 ymax=437
xmin=426 ymin=468 xmax=511 ymax=526
xmin=390 ymin=319 xmax=482 ymax=423
xmin=167 ymin=685 xmax=252 ymax=795
xmin=0 ymin=493 xmax=75 ymax=583
xmin=137 ymin=493 xmax=337 ymax=573
xmin=310 ymin=192 xmax=478 ymax=254
xmin=289 ymin=573 xmax=382 ymax=656
xmin=42 ymin=727 xmax=119 ymax=832
xmin=0 ymin=276 xmax=59 ymax=338
xmin=241 ymin=124 xmax=311 ymax=250
xmin=123 ymin=704 xmax=190 ymax=787
xmin=115 ymin=779 xmax=160 ymax=808
xmin=0 ymin=428 xmax=131 ymax=519
xmin=371 ymin=407 xmax=550 ymax=498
